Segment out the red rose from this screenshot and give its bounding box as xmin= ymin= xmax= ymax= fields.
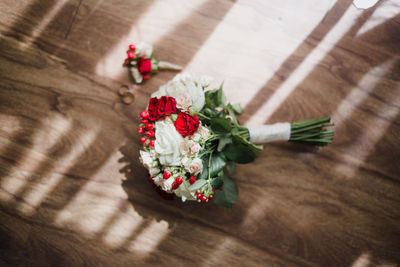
xmin=138 ymin=58 xmax=152 ymax=74
xmin=147 ymin=96 xmax=177 ymax=121
xmin=174 ymin=112 xmax=200 ymax=137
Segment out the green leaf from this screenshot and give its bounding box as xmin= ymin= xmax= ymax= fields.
xmin=225 ymin=144 xmax=256 ymax=164
xmin=217 ymin=82 xmax=226 ymax=106
xmin=204 ymin=89 xmax=219 ymax=109
xmin=214 ymin=175 xmax=238 ymax=209
xmin=209 ymin=153 xmax=226 ymax=177
xmin=231 ymin=103 xmax=243 ymax=114
xmin=212 ymin=176 xmax=224 ymax=189
xmin=211 ymin=118 xmax=232 ymax=134
xmin=223 ymin=175 xmax=238 ymax=203
xmin=226 ymin=161 xmax=236 ymax=174
xmin=232 ymin=134 xmax=264 ymax=151
xmin=171 ymin=113 xmax=178 ymax=122
xmin=189 ymin=179 xmax=207 ymax=191
xmin=198 ymin=156 xmax=209 ymax=180
xmin=217 ymin=136 xmax=232 ymax=152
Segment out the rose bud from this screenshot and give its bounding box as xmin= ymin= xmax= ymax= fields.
xmin=146 ymin=130 xmax=155 ymax=138
xmin=137 ymin=127 xmax=145 ymax=134
xmin=145 ymin=123 xmax=154 ymax=131
xmin=129 ymin=44 xmax=136 ymax=51
xmin=149 ymin=139 xmax=155 ymax=147
xmin=127 ymin=51 xmax=136 ymax=59
xmin=189 ymin=176 xmax=196 ymax=184
xmin=140 ymin=110 xmax=149 ymax=118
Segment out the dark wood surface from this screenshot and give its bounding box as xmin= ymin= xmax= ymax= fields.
xmin=0 ymin=0 xmax=399 ymax=266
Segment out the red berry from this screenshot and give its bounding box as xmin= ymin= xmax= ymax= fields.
xmin=137 ymin=127 xmax=145 ymax=134
xmin=195 ymin=190 xmax=200 ymax=195
xmin=189 ymin=176 xmax=196 ymax=184
xmin=208 ymin=195 xmax=213 ymax=200
xmin=163 ymin=171 xmax=171 ymax=179
xmin=145 ymin=123 xmax=154 ymax=131
xmin=196 ymin=194 xmax=201 ymax=199
xmin=140 ymin=110 xmax=149 ymax=118
xmin=140 ymin=137 xmax=147 ymax=143
xmin=219 ymin=186 xmax=223 ymax=191
xmin=149 ymin=139 xmax=155 ymax=147
xmin=172 ymin=182 xmax=179 ymax=190
xmin=143 ymin=74 xmax=150 ymax=80
xmin=124 ymin=58 xmax=129 ymax=64
xmin=146 ymin=130 xmax=155 ymax=138
xmin=141 ymin=119 xmax=149 ymax=124
xmin=201 ymin=195 xmax=207 ymax=202
xmin=127 ymin=51 xmax=136 ymax=59
xmin=212 ymin=188 xmax=215 ymax=193
xmin=129 ymin=44 xmax=136 ymax=51
xmin=175 ymin=177 xmax=183 ymax=185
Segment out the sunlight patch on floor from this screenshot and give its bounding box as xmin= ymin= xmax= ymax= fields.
xmin=351 ymin=253 xmax=371 ymax=267
xmin=128 ymin=219 xmax=170 ymax=255
xmin=245 ymin=5 xmax=359 ymax=125
xmin=185 ymin=0 xmax=337 ymax=106
xmin=333 ymin=58 xmax=399 ymax=178
xmin=24 ymin=0 xmax=68 ymax=46
xmin=355 ymin=0 xmax=399 ymax=36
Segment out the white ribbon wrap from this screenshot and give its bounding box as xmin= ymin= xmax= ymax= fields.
xmin=248 ymin=122 xmax=291 ymax=144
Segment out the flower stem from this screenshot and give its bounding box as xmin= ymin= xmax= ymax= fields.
xmin=289 ymin=117 xmax=334 ymax=146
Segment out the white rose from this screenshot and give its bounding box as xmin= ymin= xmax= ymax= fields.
xmin=135 ymin=42 xmax=153 ymax=58
xmin=174 ymin=180 xmax=196 ymax=202
xmin=155 ymin=121 xmax=184 ymax=166
xmin=186 ymin=157 xmax=203 ymax=175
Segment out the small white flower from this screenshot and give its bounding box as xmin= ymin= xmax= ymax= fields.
xmin=197 ymin=75 xmax=213 ymax=88
xmin=199 ymin=126 xmax=210 ymax=139
xmin=139 ymin=150 xmax=156 ymax=170
xmin=179 ymin=140 xmax=191 ymax=156
xmin=160 ymin=177 xmax=175 ymax=192
xmin=174 ymin=180 xmax=196 ymax=202
xmin=155 ymin=121 xmax=184 ymax=166
xmin=190 ymin=142 xmax=201 ymax=155
xmin=135 ymin=42 xmax=153 ymax=58
xmin=187 ymin=157 xmax=203 ymax=175
xmin=149 ymin=167 xmax=160 ymax=176
xmin=176 ymin=92 xmax=192 ymax=110
xmin=190 ymin=133 xmax=201 ymax=142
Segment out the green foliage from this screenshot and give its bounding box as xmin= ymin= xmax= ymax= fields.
xmin=225 ymin=144 xmax=256 ymax=164
xmin=198 ymin=82 xmax=263 ymax=208
xmin=213 ymin=175 xmax=238 ymax=209
xmin=211 ymin=118 xmax=232 ymax=134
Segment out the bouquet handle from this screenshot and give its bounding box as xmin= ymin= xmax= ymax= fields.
xmin=247 ymin=123 xmax=291 ymax=144
xmin=247 ymin=117 xmax=334 ymax=146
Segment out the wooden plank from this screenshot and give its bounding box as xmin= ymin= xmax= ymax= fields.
xmin=0 ymin=0 xmax=400 ymax=266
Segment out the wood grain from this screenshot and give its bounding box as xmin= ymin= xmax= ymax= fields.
xmin=1 ymin=0 xmax=399 ymax=266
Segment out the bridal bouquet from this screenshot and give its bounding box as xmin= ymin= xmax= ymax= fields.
xmin=138 ymin=74 xmax=334 ymax=208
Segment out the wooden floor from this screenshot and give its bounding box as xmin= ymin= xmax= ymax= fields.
xmin=1 ymin=0 xmax=399 ymax=266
